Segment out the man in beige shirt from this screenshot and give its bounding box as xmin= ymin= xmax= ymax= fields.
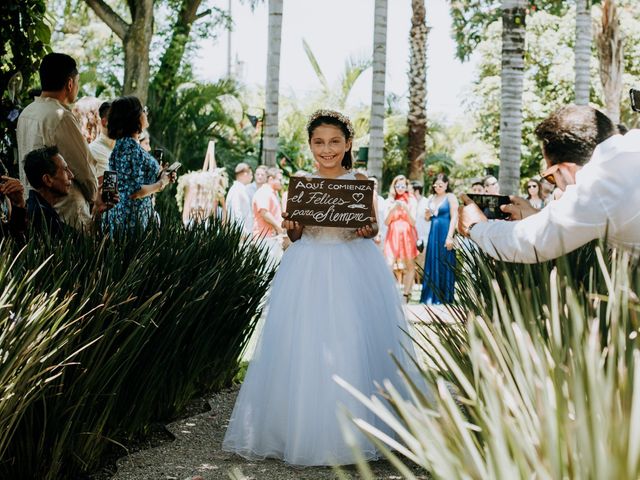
xmin=88 ymin=101 xmax=114 ymax=181
xmin=17 ymin=52 xmax=98 ymax=230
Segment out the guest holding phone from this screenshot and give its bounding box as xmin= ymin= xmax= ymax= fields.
xmin=421 ymin=173 xmax=459 ymax=305
xmin=106 ymin=96 xmax=174 ymax=233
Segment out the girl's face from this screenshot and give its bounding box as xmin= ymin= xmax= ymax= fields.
xmin=527 ymin=182 xmax=539 ymax=196
xmin=309 ymin=124 xmax=350 ymax=170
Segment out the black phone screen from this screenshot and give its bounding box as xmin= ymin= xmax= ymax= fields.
xmin=467 ymin=193 xmax=511 ymax=220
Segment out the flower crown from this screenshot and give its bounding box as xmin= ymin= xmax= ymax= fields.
xmin=306 ymin=109 xmax=355 ymax=139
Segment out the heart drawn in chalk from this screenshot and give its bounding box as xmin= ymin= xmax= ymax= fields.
xmin=352 ymin=193 xmax=365 ymax=204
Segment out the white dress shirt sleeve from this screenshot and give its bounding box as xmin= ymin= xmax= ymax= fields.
xmin=470 ymin=164 xmax=609 ymax=263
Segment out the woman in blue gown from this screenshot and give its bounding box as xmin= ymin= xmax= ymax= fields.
xmin=420 ymin=173 xmax=459 ymax=304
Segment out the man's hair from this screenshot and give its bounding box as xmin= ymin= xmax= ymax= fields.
xmin=98 ymin=101 xmax=112 ymax=120
xmin=234 ymin=162 xmax=251 ymax=176
xmin=39 ymin=53 xmax=78 ymax=91
xmin=534 ymin=105 xmax=616 ymax=166
xmin=411 ymin=181 xmax=423 ymax=194
xmin=483 ymin=175 xmax=498 ymax=187
xmin=24 ymin=146 xmax=60 ymax=189
xmin=108 ymin=96 xmax=144 ymax=139
xmin=471 ymin=180 xmax=484 ymax=187
xmin=266 ymin=167 xmax=281 ymax=180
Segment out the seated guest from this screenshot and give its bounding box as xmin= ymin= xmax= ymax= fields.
xmin=0 ymin=175 xmax=27 ymax=240
xmin=106 ymin=96 xmax=172 ymax=233
xmin=16 ymin=52 xmax=98 ymax=230
xmin=89 ymin=101 xmax=114 ymax=181
xmin=24 ymin=146 xmax=115 ymax=236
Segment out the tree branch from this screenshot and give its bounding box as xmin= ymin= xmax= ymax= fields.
xmin=195 ymin=8 xmax=212 ymax=21
xmin=84 ymin=0 xmax=129 ymax=40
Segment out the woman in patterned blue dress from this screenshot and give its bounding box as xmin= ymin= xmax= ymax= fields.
xmin=420 ymin=173 xmax=459 ymax=304
xmin=106 ymin=96 xmax=171 ymax=233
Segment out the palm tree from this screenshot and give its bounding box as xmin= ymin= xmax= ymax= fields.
xmin=498 ymin=0 xmax=527 ymax=195
xmin=407 ymin=0 xmax=428 ymax=181
xmin=302 ymin=39 xmax=372 ymax=110
xmin=575 ymin=0 xmax=592 ymax=105
xmin=369 ymin=0 xmax=388 ymax=181
xmin=263 ymin=0 xmax=283 ymax=166
xmin=597 ymin=0 xmax=625 ymax=124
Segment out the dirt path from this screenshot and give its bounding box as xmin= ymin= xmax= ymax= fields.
xmin=111 ymin=386 xmax=428 ymax=480
xmin=112 ymin=302 xmax=449 ymax=479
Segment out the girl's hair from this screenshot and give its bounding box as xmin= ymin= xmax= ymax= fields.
xmin=388 ymin=174 xmax=409 ymax=200
xmin=306 ymin=110 xmax=354 ymax=170
xmin=526 ymin=178 xmax=543 ymax=199
xmin=431 ymin=173 xmax=452 ymax=194
xmin=108 ymin=95 xmax=144 ymax=139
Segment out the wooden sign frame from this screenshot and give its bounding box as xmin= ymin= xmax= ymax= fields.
xmin=286 ymin=177 xmax=375 ymax=228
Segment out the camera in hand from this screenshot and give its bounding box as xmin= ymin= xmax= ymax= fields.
xmin=102 ymin=170 xmax=118 ymax=203
xmin=152 ymin=148 xmax=164 ymax=163
xmin=467 ymin=193 xmax=511 ymax=220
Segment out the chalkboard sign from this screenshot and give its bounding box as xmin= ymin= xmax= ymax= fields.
xmin=286 ymin=177 xmax=375 ymax=228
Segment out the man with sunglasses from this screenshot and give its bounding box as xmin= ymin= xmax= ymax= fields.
xmin=458 ymin=104 xmax=640 ymax=263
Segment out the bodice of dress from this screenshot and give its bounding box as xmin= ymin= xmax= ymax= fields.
xmin=429 ymin=196 xmax=451 ymax=220
xmin=300 ymin=171 xmax=360 ymax=243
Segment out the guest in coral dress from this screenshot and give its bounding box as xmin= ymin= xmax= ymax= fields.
xmin=384 ymin=175 xmax=418 ymax=301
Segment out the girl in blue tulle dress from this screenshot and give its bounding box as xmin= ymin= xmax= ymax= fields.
xmin=222 ymin=110 xmax=423 ymax=466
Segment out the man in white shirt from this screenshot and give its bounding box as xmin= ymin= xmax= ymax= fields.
xmin=459 ymin=105 xmax=640 ymax=263
xmin=246 ymin=165 xmax=267 ymax=201
xmin=17 ymin=53 xmax=98 ymax=230
xmin=88 ymin=101 xmax=114 ymax=181
xmin=226 ymin=162 xmax=254 ymax=235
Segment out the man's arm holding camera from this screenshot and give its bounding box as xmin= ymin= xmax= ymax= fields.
xmin=459 ymin=178 xmax=608 ymax=263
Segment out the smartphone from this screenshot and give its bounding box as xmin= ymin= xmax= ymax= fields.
xmin=165 ymin=162 xmax=182 ymax=174
xmin=102 ymin=170 xmax=118 ymax=203
xmin=152 ymin=148 xmax=164 ymax=163
xmin=630 ymin=89 xmax=640 ymax=113
xmin=467 ymin=193 xmax=511 ymax=220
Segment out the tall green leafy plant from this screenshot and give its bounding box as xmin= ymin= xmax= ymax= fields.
xmin=341 ymin=243 xmax=640 ymax=479
xmin=0 ymin=210 xmax=273 ymax=478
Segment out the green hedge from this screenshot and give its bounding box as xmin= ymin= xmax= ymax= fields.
xmin=0 ymin=208 xmax=273 ymax=478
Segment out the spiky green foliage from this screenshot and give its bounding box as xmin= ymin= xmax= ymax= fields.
xmin=343 ymin=242 xmax=640 ymax=479
xmin=0 ymin=204 xmax=273 ymax=478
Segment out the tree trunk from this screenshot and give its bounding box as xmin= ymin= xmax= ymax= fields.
xmin=499 ymin=0 xmax=526 ymax=196
xmin=574 ymin=0 xmax=592 ymax=105
xmin=263 ymin=0 xmax=283 ymax=167
xmin=407 ymin=0 xmax=428 ymax=181
xmin=597 ymin=0 xmax=624 ymax=124
xmin=369 ymin=0 xmax=388 ymax=181
xmin=151 ymin=0 xmax=205 ymax=95
xmin=84 ymin=0 xmax=153 ymax=104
